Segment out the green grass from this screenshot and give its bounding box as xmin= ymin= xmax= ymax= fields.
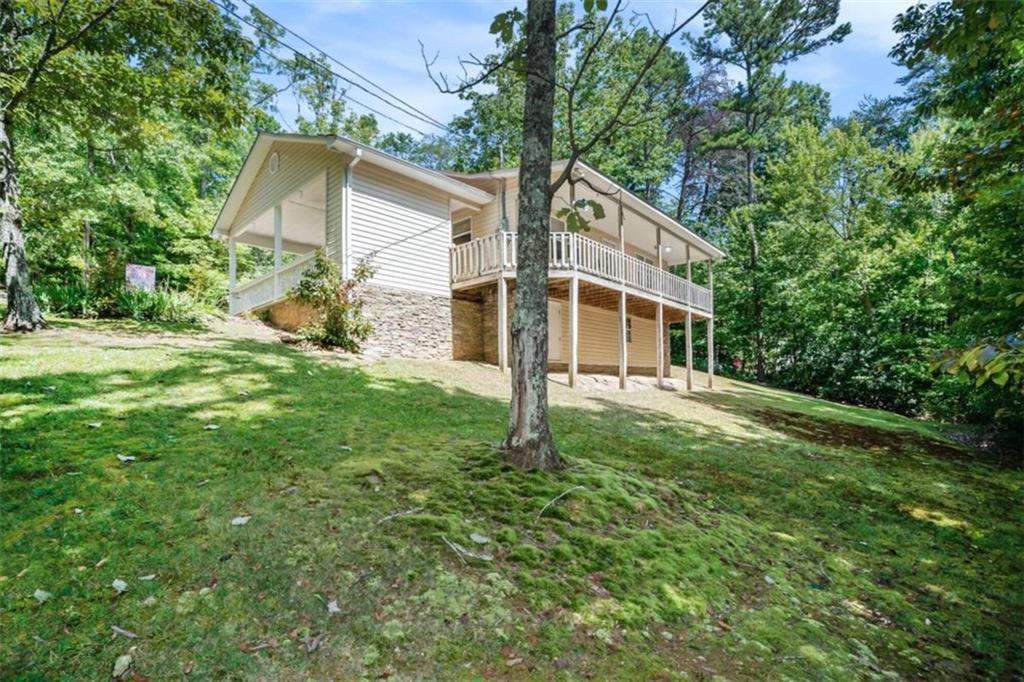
xmin=2 ymin=319 xmax=1021 ymax=680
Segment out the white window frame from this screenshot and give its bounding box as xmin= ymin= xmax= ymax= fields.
xmin=452 ymin=216 xmax=473 ymax=245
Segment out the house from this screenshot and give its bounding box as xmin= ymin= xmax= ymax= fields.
xmin=211 ymin=132 xmax=724 ymax=389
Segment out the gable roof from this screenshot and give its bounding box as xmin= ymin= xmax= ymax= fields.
xmin=211 ymin=132 xmax=494 ymax=237
xmin=446 ymin=161 xmax=727 ymax=261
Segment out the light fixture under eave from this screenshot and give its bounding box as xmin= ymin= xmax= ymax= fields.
xmin=663 ymin=245 xmax=672 ymax=253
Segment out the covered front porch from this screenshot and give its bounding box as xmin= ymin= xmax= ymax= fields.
xmin=225 ymin=172 xmax=328 ymax=315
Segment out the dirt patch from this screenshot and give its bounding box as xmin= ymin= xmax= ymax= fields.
xmin=750 ymin=408 xmax=1021 ymax=469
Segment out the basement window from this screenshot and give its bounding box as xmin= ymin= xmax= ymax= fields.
xmin=452 ymin=217 xmax=472 ymax=245
xmin=627 ymin=317 xmax=632 ymax=343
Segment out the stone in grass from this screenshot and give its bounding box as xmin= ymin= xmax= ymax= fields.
xmin=327 ymin=599 xmax=341 ymax=614
xmin=204 ymin=424 xmax=220 ymax=431
xmin=231 ymin=516 xmax=251 ymax=526
xmin=470 ymin=533 xmax=491 ymax=545
xmin=112 ymin=579 xmax=128 ymax=594
xmin=112 ymin=651 xmax=133 ymax=679
xmin=116 ymin=455 xmax=136 ymax=464
xmin=33 ymin=589 xmax=52 ymax=604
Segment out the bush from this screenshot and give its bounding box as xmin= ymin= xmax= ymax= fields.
xmin=288 ymin=249 xmax=375 ymax=352
xmin=36 ymin=280 xmax=213 ymax=325
xmin=35 ymin=282 xmax=96 ymax=318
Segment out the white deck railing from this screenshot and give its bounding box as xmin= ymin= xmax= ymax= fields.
xmin=230 ymin=251 xmax=317 ymax=315
xmin=451 ymin=232 xmax=713 ymax=314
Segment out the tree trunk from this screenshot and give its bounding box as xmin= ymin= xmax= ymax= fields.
xmin=1 ymin=114 xmax=45 ymax=332
xmin=503 ymin=0 xmax=562 ymax=471
xmin=746 ymin=144 xmax=764 ymax=382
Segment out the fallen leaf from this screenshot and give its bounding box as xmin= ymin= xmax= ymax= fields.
xmin=506 ymin=657 xmax=523 ymax=667
xmin=204 ymin=424 xmax=220 ymax=431
xmin=43 ymin=386 xmax=57 ymax=392
xmin=196 ymin=479 xmax=211 ymax=487
xmin=88 ymin=422 xmax=103 ymax=429
xmin=33 ymin=589 xmax=52 ymax=604
xmin=112 ymin=625 xmax=139 ymax=639
xmin=112 ymin=579 xmax=128 ymax=594
xmin=116 ymin=455 xmax=136 ymax=464
xmin=303 ymin=633 xmax=325 ymax=653
xmin=141 ymin=596 xmax=157 ymax=607
xmin=95 ymin=557 xmax=109 ymax=569
xmin=112 ymin=652 xmax=133 ymax=678
xmin=327 ymin=599 xmax=341 ymax=614
xmin=469 ymin=532 xmax=491 ymax=545
xmin=182 ymin=661 xmax=194 ymax=675
xmin=139 ymin=574 xmax=156 ymax=581
xmin=231 ymin=516 xmax=251 ymax=526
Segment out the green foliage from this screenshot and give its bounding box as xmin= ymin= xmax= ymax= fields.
xmin=555 ymin=197 xmax=605 ymax=232
xmin=36 ymin=280 xmax=212 ymax=325
xmin=288 ymin=249 xmax=376 ymax=352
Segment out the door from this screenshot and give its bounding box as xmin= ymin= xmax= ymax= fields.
xmin=548 ymin=300 xmax=562 ymax=361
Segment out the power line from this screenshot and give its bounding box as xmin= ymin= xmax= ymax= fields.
xmin=238 ymin=0 xmax=454 ymax=133
xmin=214 ymin=0 xmax=458 ymax=139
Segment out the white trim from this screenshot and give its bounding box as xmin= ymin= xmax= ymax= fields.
xmin=342 ymin=150 xmax=362 ymax=278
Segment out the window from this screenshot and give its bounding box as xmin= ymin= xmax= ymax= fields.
xmin=452 ymin=217 xmax=472 ymax=245
xmin=635 ymin=253 xmax=654 ymax=265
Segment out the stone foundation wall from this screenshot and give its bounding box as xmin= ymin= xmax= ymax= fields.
xmin=361 ymin=284 xmax=453 ymax=360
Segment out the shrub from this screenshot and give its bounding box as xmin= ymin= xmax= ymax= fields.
xmin=35 ymin=282 xmax=97 ymax=318
xmin=36 ymin=280 xmax=212 ymax=325
xmin=288 ymin=249 xmax=376 ymax=352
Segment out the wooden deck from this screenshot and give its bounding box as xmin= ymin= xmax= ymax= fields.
xmin=450 ymin=232 xmax=713 ymax=316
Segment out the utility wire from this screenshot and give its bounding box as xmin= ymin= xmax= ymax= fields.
xmin=238 ymin=0 xmax=455 ymax=133
xmin=214 ymin=0 xmax=459 ymax=138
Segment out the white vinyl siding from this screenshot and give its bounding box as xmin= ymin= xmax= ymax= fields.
xmin=324 ymin=156 xmax=344 ymax=262
xmin=233 ymin=141 xmax=335 ymax=231
xmin=349 ymin=163 xmax=452 ymax=298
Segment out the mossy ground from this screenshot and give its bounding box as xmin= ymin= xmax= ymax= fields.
xmin=1 ymin=319 xmax=1021 ymax=679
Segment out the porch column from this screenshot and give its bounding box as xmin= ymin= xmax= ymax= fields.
xmin=618 ymin=291 xmax=628 ymax=389
xmin=497 ymin=275 xmax=508 ymax=372
xmin=685 ymin=244 xmax=693 ymax=391
xmin=655 ymin=226 xmax=664 ymax=388
xmin=273 ymin=203 xmax=283 ymax=298
xmin=617 ymin=191 xmax=627 ymax=390
xmin=569 ymin=275 xmax=579 ymax=388
xmin=227 ymin=238 xmax=237 ymax=314
xmin=707 ymin=259 xmax=715 ymax=389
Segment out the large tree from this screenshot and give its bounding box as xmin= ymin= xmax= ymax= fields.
xmin=0 ymin=0 xmax=253 ymax=330
xmin=692 ymin=0 xmax=850 ymax=381
xmin=428 ymin=0 xmax=706 ymax=469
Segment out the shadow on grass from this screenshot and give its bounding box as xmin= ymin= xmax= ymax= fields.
xmin=1 ymin=330 xmax=1022 ymax=679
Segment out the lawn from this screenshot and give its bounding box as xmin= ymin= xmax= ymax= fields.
xmin=1 ymin=319 xmax=1021 ymax=680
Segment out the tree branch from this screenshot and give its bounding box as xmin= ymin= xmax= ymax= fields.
xmin=551 ymin=0 xmax=712 ymax=195
xmin=7 ymin=0 xmax=121 ymax=113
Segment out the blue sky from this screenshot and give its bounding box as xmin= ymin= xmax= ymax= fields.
xmin=254 ymin=0 xmax=922 ymax=136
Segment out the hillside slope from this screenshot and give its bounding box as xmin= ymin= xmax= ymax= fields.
xmin=1 ymin=320 xmax=1020 ymax=680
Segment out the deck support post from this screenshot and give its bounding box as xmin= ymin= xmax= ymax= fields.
xmin=497 ymin=275 xmax=508 ymax=373
xmin=685 ymin=311 xmax=694 ymax=391
xmin=569 ymin=275 xmax=579 ymax=388
xmin=618 ymin=290 xmax=628 ymax=390
xmin=707 ymin=259 xmax=714 ymax=389
xmin=227 ymin=238 xmax=237 ymax=314
xmin=655 ymin=226 xmax=664 ymax=389
xmin=273 ymin=204 xmax=283 ymax=299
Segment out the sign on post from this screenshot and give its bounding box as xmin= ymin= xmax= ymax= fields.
xmin=125 ymin=264 xmax=156 ymax=292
